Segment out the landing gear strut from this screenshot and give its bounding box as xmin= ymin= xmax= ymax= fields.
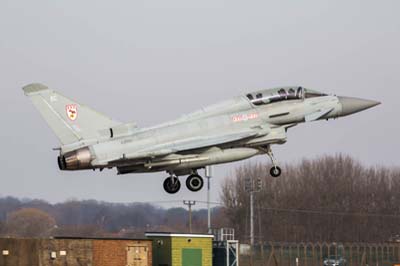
xmin=163 ymin=175 xmax=181 ymax=194
xmin=186 ymin=173 xmax=204 ymax=192
xmin=264 ymin=146 xmax=282 ymax=178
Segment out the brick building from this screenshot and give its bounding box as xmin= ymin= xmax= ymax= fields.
xmin=0 ymin=237 xmax=152 ymax=266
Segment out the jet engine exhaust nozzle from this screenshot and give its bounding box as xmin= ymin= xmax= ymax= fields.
xmin=58 ymin=147 xmax=93 ymax=171
xmin=338 ymin=96 xmax=380 ymax=117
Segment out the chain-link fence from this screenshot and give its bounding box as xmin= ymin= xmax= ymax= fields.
xmin=241 ymin=242 xmax=400 ymax=266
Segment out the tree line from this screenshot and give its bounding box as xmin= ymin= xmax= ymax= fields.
xmin=0 ymin=197 xmax=221 ymax=238
xmin=1 ymin=154 xmax=399 ymax=243
xmin=221 ymin=154 xmax=400 ymax=243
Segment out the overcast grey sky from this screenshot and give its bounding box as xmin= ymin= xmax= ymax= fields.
xmin=0 ymin=1 xmax=398 ymax=207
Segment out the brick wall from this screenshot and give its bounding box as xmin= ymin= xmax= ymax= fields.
xmin=0 ymin=238 xmax=39 ymax=266
xmin=93 ymin=239 xmax=152 ymax=266
xmin=0 ymin=238 xmax=153 ymax=266
xmin=38 ymin=239 xmax=92 ymax=266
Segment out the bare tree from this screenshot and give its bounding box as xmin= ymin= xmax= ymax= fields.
xmin=5 ymin=208 xmax=56 ymax=237
xmin=221 ymin=154 xmax=400 ymax=243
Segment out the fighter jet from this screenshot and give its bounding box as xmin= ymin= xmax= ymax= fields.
xmin=23 ymin=84 xmax=380 ymax=194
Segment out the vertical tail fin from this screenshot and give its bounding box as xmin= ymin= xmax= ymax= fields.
xmin=23 ymin=83 xmax=121 ymax=145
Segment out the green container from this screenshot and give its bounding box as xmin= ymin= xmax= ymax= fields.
xmin=146 ymin=233 xmax=213 ymax=266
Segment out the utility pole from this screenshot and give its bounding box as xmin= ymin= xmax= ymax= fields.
xmin=183 ymin=200 xmax=196 ymax=233
xmin=245 ymin=178 xmax=262 ymax=248
xmin=205 ymin=166 xmax=212 ymax=233
xmin=250 ymin=190 xmax=255 ymax=246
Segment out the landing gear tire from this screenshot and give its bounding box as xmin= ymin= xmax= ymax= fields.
xmin=163 ymin=176 xmax=181 ymax=194
xmin=270 ymin=166 xmax=282 ymax=178
xmin=186 ymin=174 xmax=204 ymax=192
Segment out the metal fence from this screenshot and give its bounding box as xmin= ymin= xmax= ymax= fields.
xmin=242 ymin=242 xmax=400 ymax=266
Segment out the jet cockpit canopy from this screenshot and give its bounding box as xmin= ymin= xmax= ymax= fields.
xmin=246 ymin=87 xmax=327 ymax=106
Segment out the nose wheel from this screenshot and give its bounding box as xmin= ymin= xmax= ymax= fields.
xmin=186 ymin=174 xmax=204 ymax=192
xmin=163 ymin=175 xmax=181 ymax=194
xmin=270 ymin=166 xmax=282 ymax=177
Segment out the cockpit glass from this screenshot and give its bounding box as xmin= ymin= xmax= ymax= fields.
xmin=246 ymin=93 xmax=254 ymax=100
xmin=304 ymin=89 xmax=328 ymax=98
xmin=245 ymin=87 xmax=328 ymax=106
xmin=246 ymin=87 xmax=304 ymax=106
xmin=288 ymin=88 xmax=296 ymax=99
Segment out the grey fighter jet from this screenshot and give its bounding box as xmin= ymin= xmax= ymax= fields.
xmin=23 ymin=84 xmax=380 ymax=194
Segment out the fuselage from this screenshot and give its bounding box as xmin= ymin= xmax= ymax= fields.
xmin=58 ymin=86 xmax=377 ymax=175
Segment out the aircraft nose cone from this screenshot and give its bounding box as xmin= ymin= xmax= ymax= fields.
xmin=339 ymin=96 xmax=381 ymax=116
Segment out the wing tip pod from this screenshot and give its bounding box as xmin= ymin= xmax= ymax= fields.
xmin=22 ymin=83 xmax=49 ymax=96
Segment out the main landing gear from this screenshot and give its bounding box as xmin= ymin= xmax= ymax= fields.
xmin=186 ymin=173 xmax=204 ymax=192
xmin=163 ymin=171 xmax=204 ymax=194
xmin=262 ymin=145 xmax=282 ymax=178
xmin=163 ymin=175 xmax=181 ymax=194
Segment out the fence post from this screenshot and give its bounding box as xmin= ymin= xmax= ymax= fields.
xmin=267 ymin=248 xmax=275 ymax=266
xmin=377 ymin=245 xmax=381 ymax=266
xmin=327 ymin=243 xmax=331 ymax=264
xmin=349 ymin=244 xmax=353 ymax=266
xmin=297 ymin=245 xmax=300 ymax=265
xmin=310 ymin=244 xmax=315 ymax=266
xmin=361 ymin=251 xmax=366 ymax=266
xmin=398 ymin=244 xmax=400 ymax=263
xmin=273 ymin=253 xmax=278 ymax=266
xmin=260 ymin=242 xmax=264 ymax=265
xmin=319 ymin=244 xmax=323 ymax=266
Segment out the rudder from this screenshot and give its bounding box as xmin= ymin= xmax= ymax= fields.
xmin=23 ymin=83 xmax=121 ymax=145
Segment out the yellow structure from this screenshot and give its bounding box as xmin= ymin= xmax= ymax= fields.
xmin=146 ymin=233 xmax=213 ymax=266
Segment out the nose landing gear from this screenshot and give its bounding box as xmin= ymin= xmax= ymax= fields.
xmin=262 ymin=145 xmax=282 ymax=178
